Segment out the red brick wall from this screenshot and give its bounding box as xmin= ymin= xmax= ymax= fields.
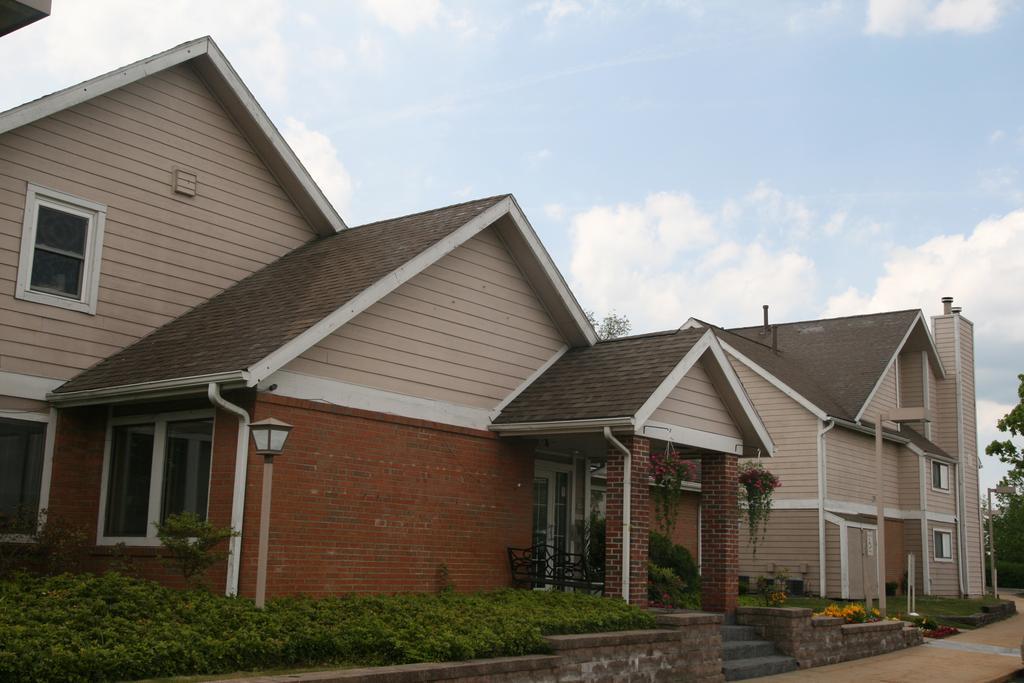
xmin=604 ymin=435 xmax=651 ymax=607
xmin=237 ymin=394 xmax=534 ymax=597
xmin=700 ymin=453 xmax=738 ymax=614
xmin=668 ymin=491 xmax=700 ymax=560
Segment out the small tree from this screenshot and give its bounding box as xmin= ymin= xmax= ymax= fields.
xmin=586 ymin=311 xmax=631 ymax=340
xmin=986 ymin=373 xmax=1024 ymax=490
xmin=155 ymin=513 xmax=237 ymax=588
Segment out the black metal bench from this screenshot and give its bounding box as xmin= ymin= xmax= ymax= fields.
xmin=507 ymin=543 xmax=604 ymax=593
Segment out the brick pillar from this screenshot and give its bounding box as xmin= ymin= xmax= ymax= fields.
xmin=701 ymin=452 xmax=738 ymax=614
xmin=604 ymin=435 xmax=651 ymax=606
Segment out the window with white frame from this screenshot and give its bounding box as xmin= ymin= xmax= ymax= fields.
xmin=100 ymin=412 xmax=214 ymax=543
xmin=16 ymin=184 xmax=106 ymax=314
xmin=933 ymin=528 xmax=953 ymax=561
xmin=0 ymin=418 xmax=46 ymax=530
xmin=932 ymin=461 xmax=950 ymax=492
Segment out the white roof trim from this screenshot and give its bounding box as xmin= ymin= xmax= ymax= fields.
xmin=489 ymin=345 xmax=569 ymax=420
xmin=0 ymin=36 xmax=345 ymax=236
xmin=678 ymin=318 xmax=704 ymax=330
xmin=245 ymin=197 xmax=513 ymax=385
xmin=634 ymin=330 xmax=774 ymax=456
xmin=855 ymin=311 xmax=945 ymax=422
xmin=506 ymin=198 xmax=597 ymax=346
xmin=719 ymin=339 xmax=828 ymax=420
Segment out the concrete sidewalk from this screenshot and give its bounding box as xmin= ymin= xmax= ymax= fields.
xmin=758 ymin=593 xmax=1023 ymax=683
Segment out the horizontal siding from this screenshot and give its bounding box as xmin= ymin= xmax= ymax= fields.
xmin=826 ymin=426 xmax=902 ymax=508
xmin=0 ymin=394 xmax=47 ymax=413
xmin=926 ymin=458 xmax=957 ymax=514
xmin=899 ymin=350 xmax=923 ymax=407
xmin=0 ymin=63 xmax=316 ymax=382
xmin=928 ymin=521 xmax=959 ymax=596
xmin=863 ymin=361 xmax=898 ymax=423
xmin=931 ymin=317 xmax=958 ymax=456
xmin=898 ymin=449 xmax=920 ymax=510
xmin=649 ymin=359 xmax=741 ymax=438
xmin=904 ymin=521 xmax=923 ymax=594
xmin=959 ymin=317 xmax=983 ymax=594
xmin=729 ymin=357 xmax=820 ymax=499
xmin=285 ymin=227 xmax=566 ymax=411
xmin=739 ymin=509 xmax=820 ymax=596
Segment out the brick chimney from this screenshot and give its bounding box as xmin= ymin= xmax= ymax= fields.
xmin=930 ymin=297 xmax=984 ymax=597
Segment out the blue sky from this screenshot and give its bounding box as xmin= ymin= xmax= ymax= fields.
xmin=1 ymin=0 xmax=1022 ymax=488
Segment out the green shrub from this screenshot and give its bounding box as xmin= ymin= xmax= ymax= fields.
xmin=155 ymin=512 xmax=238 ymax=588
xmin=0 ymin=572 xmax=655 ymax=682
xmin=995 ymin=560 xmax=1024 ymax=588
xmin=648 ymin=531 xmax=700 ymax=592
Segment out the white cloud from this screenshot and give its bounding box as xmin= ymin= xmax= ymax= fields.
xmin=544 ymin=0 xmax=585 ymax=24
xmin=745 ymin=181 xmax=816 ymax=240
xmin=978 ymin=399 xmax=1017 ymax=490
xmin=544 ymin=203 xmax=567 ymax=220
xmin=990 ymin=129 xmax=1007 ymax=143
xmin=282 ymin=117 xmax=354 ymax=216
xmin=568 ymin=191 xmax=816 ymax=330
xmin=361 ymin=0 xmax=442 ymax=33
xmin=823 ymin=208 xmax=1024 ymax=343
xmin=823 ymin=210 xmax=848 ymax=236
xmin=865 ymin=0 xmax=1005 ymax=36
xmin=0 ymin=0 xmax=290 ymax=107
xmin=979 ymin=168 xmax=1024 ymax=203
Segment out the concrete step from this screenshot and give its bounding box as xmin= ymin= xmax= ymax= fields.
xmin=722 ymin=655 xmax=799 ymax=681
xmin=721 ymin=625 xmax=760 ymax=642
xmin=722 ymin=640 xmax=778 ymax=661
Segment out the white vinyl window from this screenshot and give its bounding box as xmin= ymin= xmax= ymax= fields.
xmin=0 ymin=417 xmax=47 ymax=529
xmin=932 ymin=461 xmax=950 ymax=492
xmin=16 ymin=184 xmax=106 ymax=314
xmin=98 ymin=411 xmax=214 ymax=545
xmin=933 ymin=528 xmax=953 ymax=561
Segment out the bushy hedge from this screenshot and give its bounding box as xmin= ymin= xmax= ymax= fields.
xmin=0 ymin=572 xmax=655 ymax=682
xmin=995 ymin=560 xmax=1024 ymax=588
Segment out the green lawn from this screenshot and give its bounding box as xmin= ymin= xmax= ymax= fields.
xmin=739 ymin=593 xmax=1003 ymax=624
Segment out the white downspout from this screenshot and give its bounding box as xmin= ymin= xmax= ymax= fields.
xmin=817 ymin=419 xmax=835 ymax=597
xmin=208 ymin=382 xmax=250 ymax=597
xmin=604 ymin=427 xmax=631 ymax=603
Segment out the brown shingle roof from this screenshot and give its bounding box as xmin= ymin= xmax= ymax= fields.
xmin=493 ymin=328 xmax=706 ymax=424
xmin=55 ymin=195 xmax=509 ymax=395
xmin=713 ymin=309 xmax=921 ymax=421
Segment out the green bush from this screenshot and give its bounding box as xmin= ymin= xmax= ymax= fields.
xmin=0 ymin=572 xmax=655 ymax=682
xmin=648 ymin=531 xmax=700 ymax=592
xmin=995 ymin=560 xmax=1024 ymax=588
xmin=155 ymin=512 xmax=238 ymax=588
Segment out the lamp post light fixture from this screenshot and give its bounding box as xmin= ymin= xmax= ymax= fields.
xmin=988 ymin=485 xmax=1016 ymax=599
xmin=249 ymin=417 xmax=293 ymax=608
xmin=873 ymin=407 xmax=929 ymax=618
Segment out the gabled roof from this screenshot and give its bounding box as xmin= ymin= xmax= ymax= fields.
xmin=494 ymin=328 xmax=706 ymax=424
xmin=51 ymin=195 xmax=596 ymax=402
xmin=0 ymin=36 xmax=345 ymax=235
xmin=493 ymin=328 xmax=774 ymax=455
xmin=709 ymin=309 xmax=944 ymax=422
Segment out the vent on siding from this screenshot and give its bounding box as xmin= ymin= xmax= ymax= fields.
xmin=173 ymin=169 xmax=197 ymax=197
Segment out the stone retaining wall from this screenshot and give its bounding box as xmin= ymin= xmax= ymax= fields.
xmin=940 ymin=599 xmax=1017 ymax=627
xmin=228 ymin=612 xmax=724 ymax=683
xmin=736 ymin=607 xmax=922 ymax=669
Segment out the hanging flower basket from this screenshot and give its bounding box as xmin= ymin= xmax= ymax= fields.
xmin=650 ymin=442 xmax=698 ymax=538
xmin=738 ymin=462 xmax=781 ymax=558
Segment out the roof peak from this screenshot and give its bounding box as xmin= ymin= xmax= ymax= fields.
xmin=349 ymin=194 xmax=511 ymax=231
xmin=729 ymin=307 xmax=920 ymax=331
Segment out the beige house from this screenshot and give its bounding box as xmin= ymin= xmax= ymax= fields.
xmin=686 ymin=305 xmax=984 ymax=599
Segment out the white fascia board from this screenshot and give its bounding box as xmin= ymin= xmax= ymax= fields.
xmin=678 ymin=318 xmax=704 ymax=331
xmin=506 ymin=198 xmax=597 ymax=346
xmin=0 ymin=371 xmax=64 ymax=401
xmin=633 ymin=331 xmax=711 ymax=428
xmin=640 ymin=420 xmax=743 ymax=455
xmin=45 ymin=371 xmax=248 ymax=406
xmin=490 ymin=416 xmax=634 ymax=435
xmin=777 ymin=497 xmax=951 ymax=522
xmin=706 ymin=338 xmax=775 ymax=457
xmin=719 ymin=339 xmax=828 ymax=420
xmin=201 ymin=40 xmax=345 ymax=234
xmin=245 ymin=198 xmax=512 ymax=386
xmin=0 ymin=37 xmax=210 ymax=135
xmin=0 ymin=36 xmax=344 ymax=236
xmin=262 ymin=371 xmax=493 ymax=431
xmin=489 ymin=345 xmax=568 ymax=419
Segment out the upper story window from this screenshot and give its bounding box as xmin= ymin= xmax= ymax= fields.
xmin=932 ymin=461 xmax=950 ymax=492
xmin=16 ymin=184 xmax=107 ymax=315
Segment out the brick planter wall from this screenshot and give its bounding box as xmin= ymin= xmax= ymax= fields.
xmin=225 ymin=611 xmax=726 ymax=683
xmin=736 ymin=607 xmax=923 ymax=669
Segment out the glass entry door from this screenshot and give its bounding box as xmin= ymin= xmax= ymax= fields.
xmin=532 ymin=462 xmax=574 ymax=587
